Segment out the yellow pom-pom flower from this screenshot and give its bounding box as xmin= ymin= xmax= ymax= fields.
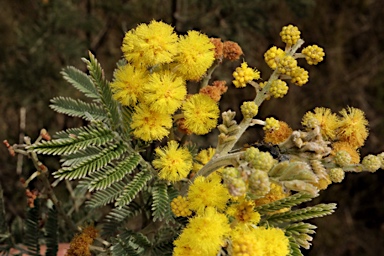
xmin=188 ymin=176 xmax=230 ymax=214
xmin=264 ymin=121 xmax=293 ymax=144
xmin=173 ymin=207 xmax=230 ymax=256
xmin=110 ymin=64 xmax=149 ymax=106
xmin=277 ymin=55 xmax=298 ymax=76
xmin=152 ymin=141 xmax=193 ymax=182
xmin=280 ymin=24 xmax=301 ymax=45
xmin=181 ymin=94 xmax=220 ymax=135
xmin=252 ymin=227 xmax=290 ymax=256
xmin=230 ymin=228 xmax=262 ymax=256
xmin=232 ymin=62 xmax=260 ymax=88
xmin=269 ymin=79 xmax=288 ymax=98
xmin=240 ymin=101 xmax=259 ymax=118
xmin=302 ymin=107 xmax=340 ymax=140
xmin=264 ymin=46 xmax=285 ymax=70
xmin=142 ymin=70 xmax=186 ymax=114
xmin=174 ymin=30 xmax=215 ymax=80
xmin=291 ymin=66 xmax=309 ymax=86
xmin=122 ymin=20 xmax=179 ymax=67
xmin=302 ymin=45 xmax=325 ymax=65
xmin=337 ymin=107 xmax=369 ymax=148
xmin=130 ymin=104 xmax=172 ymax=141
xmin=171 ymin=195 xmax=192 ymax=217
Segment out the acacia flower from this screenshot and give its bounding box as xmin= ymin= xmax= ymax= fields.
xmin=337 ymin=107 xmax=369 ymax=148
xmin=181 ymin=94 xmax=220 ymax=135
xmin=302 ymin=107 xmax=340 ymax=140
xmin=254 ymin=182 xmax=290 ymax=213
xmin=280 ymin=24 xmax=301 ymax=45
xmin=264 ymin=121 xmax=293 ymax=144
xmin=152 ymin=140 xmax=192 ymax=182
xmin=142 ymin=70 xmax=186 ymax=114
xmin=173 ymin=207 xmax=230 ymax=256
xmin=121 ymin=20 xmax=179 ymax=67
xmin=192 ymin=147 xmax=216 ymax=172
xmin=110 ymin=64 xmax=148 ymax=106
xmin=188 ymin=176 xmax=230 ymax=213
xmin=130 ymin=104 xmax=172 ymax=141
xmin=264 ymin=46 xmax=285 ymax=70
xmin=232 ymin=62 xmax=260 ymax=88
xmin=174 ymin=30 xmax=215 ymax=80
xmin=332 ymin=141 xmax=360 ymax=164
xmin=227 ymin=198 xmax=261 ymax=228
xmin=170 ymin=195 xmax=192 ymax=217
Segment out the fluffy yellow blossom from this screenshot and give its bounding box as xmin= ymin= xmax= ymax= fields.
xmin=110 ymin=64 xmax=148 ymax=106
xmin=181 ymin=94 xmax=220 ymax=135
xmin=174 ymin=30 xmax=215 ymax=80
xmin=130 ymin=104 xmax=172 ymax=141
xmin=192 ymin=148 xmax=216 ymax=172
xmin=188 ymin=176 xmax=230 ymax=213
xmin=122 ymin=20 xmax=179 ymax=67
xmin=264 ymin=46 xmax=285 ymax=70
xmin=227 ymin=198 xmax=261 ymax=228
xmin=173 ymin=207 xmax=230 ymax=256
xmin=152 ymin=141 xmax=192 ymax=182
xmin=302 ymin=107 xmax=340 ymax=140
xmin=171 ymin=195 xmax=192 ymax=217
xmin=232 ymin=62 xmax=260 ymax=88
xmin=142 ymin=70 xmax=186 ymax=114
xmin=230 ymin=228 xmax=263 ymax=256
xmin=264 ymin=121 xmax=293 ymax=144
xmin=337 ymin=107 xmax=369 ymax=148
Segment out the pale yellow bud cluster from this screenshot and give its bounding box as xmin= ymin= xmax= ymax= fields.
xmin=240 ymin=101 xmax=259 ymax=118
xmin=302 ymin=45 xmax=325 ymax=65
xmin=264 ymin=117 xmax=280 ymax=131
xmin=232 ymin=62 xmax=260 ymax=88
xmin=280 ymin=24 xmax=301 ymax=45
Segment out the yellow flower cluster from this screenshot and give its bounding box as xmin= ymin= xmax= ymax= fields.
xmin=232 ymin=62 xmax=260 ymax=88
xmin=240 ymin=101 xmax=259 ymax=118
xmin=110 ymin=20 xmax=221 ymax=141
xmin=269 ymin=79 xmax=289 ymax=98
xmin=171 ymin=195 xmax=192 ymax=217
xmin=302 ymin=45 xmax=325 ymax=65
xmin=264 ymin=117 xmax=281 ymax=131
xmin=280 ymin=24 xmax=301 ymax=45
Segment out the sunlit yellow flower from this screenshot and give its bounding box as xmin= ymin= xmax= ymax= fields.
xmin=337 ymin=107 xmax=369 ymax=148
xmin=182 ymin=94 xmax=220 ymax=135
xmin=130 ymin=104 xmax=172 ymax=141
xmin=302 ymin=107 xmax=340 ymax=140
xmin=174 ymin=30 xmax=215 ymax=80
xmin=152 ymin=141 xmax=192 ymax=182
xmin=122 ymin=20 xmax=179 ymax=67
xmin=227 ymin=198 xmax=261 ymax=228
xmin=188 ymin=176 xmax=230 ymax=214
xmin=110 ymin=64 xmax=149 ymax=106
xmin=173 ymin=207 xmax=230 ymax=256
xmin=142 ymin=70 xmax=186 ymax=114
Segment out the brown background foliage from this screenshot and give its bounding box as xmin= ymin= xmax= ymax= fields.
xmin=1 ymin=0 xmax=384 ymax=255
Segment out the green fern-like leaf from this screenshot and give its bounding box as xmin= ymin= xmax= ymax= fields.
xmin=87 ymin=180 xmax=126 ymax=208
xmin=285 ymin=222 xmax=317 ymax=250
xmin=53 ymin=142 xmax=127 ymax=180
xmin=88 ymin=154 xmax=141 ymax=191
xmin=265 ymin=203 xmax=337 ymax=225
xmin=50 ymin=97 xmax=107 ymax=122
xmin=24 ymin=200 xmax=40 ymax=256
xmin=255 ymin=192 xmax=315 ymax=215
xmin=60 ymin=146 xmax=102 ymax=167
xmin=45 ymin=207 xmax=58 ymax=256
xmin=83 ymin=52 xmax=120 ymax=130
xmin=28 ymin=123 xmax=115 ymax=155
xmin=111 ymin=229 xmax=146 ymax=256
xmin=288 ymin=236 xmax=304 ymax=256
xmin=151 ymin=181 xmax=170 ymax=222
xmin=115 ymin=171 xmax=153 ymax=207
xmin=102 ymin=202 xmax=142 ymax=237
xmin=120 ymin=106 xmax=134 ymax=140
xmin=61 ymin=66 xmax=100 ymax=100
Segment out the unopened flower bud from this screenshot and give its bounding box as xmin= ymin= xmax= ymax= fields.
xmin=248 ymin=169 xmax=271 ymax=197
xmin=328 ymin=168 xmax=345 ymax=183
xmin=241 ymin=101 xmax=259 ymax=119
xmin=334 ymin=150 xmax=352 ymax=167
xmin=244 ymin=147 xmax=274 ymax=172
xmin=361 ymin=154 xmax=381 ymax=173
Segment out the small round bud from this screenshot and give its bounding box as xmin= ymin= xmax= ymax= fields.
xmin=269 ymin=79 xmax=288 ymax=98
xmin=264 ymin=117 xmax=280 ymax=131
xmin=334 ymin=150 xmax=352 ymax=167
xmin=291 ymin=67 xmax=309 ymax=86
xmin=302 ymin=45 xmax=325 ymax=65
xmin=328 ymin=168 xmax=345 ymax=183
xmin=244 ymin=147 xmax=274 ymax=172
xmin=377 ymin=152 xmax=384 ymax=169
xmin=225 ymin=177 xmax=247 ymax=197
xmin=170 ymin=195 xmax=192 ymax=217
xmin=232 ymin=62 xmax=260 ymax=88
xmin=264 ymin=46 xmax=285 ymax=70
xmin=277 ymin=55 xmax=298 ymax=76
xmin=222 ymin=167 xmax=240 ymax=179
xmin=361 ymin=154 xmax=381 ymax=173
xmin=241 ymin=101 xmax=259 ymax=118
xmin=248 ymin=169 xmax=271 ymax=197
xmin=280 ymin=24 xmax=301 ymax=45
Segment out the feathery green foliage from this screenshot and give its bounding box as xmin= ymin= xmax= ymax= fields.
xmin=111 ymin=229 xmax=145 ymax=256
xmin=45 ymin=207 xmax=58 ymax=256
xmin=151 ymin=181 xmax=171 ymax=222
xmin=255 ymin=192 xmax=315 ymax=214
xmin=24 ymin=200 xmax=40 ymax=256
xmin=60 ymin=66 xmax=100 ymax=100
xmin=87 ymin=180 xmax=126 ymax=208
xmin=115 ymin=170 xmax=153 ymax=207
xmin=288 ymin=236 xmax=304 ymax=256
xmin=50 ymin=97 xmax=107 ymax=122
xmin=265 ymin=203 xmax=337 ymax=225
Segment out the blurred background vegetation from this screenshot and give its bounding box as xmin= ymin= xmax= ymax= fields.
xmin=1 ymin=0 xmax=384 ymax=255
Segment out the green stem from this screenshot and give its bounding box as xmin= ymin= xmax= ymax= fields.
xmin=200 ymin=59 xmax=221 ymax=88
